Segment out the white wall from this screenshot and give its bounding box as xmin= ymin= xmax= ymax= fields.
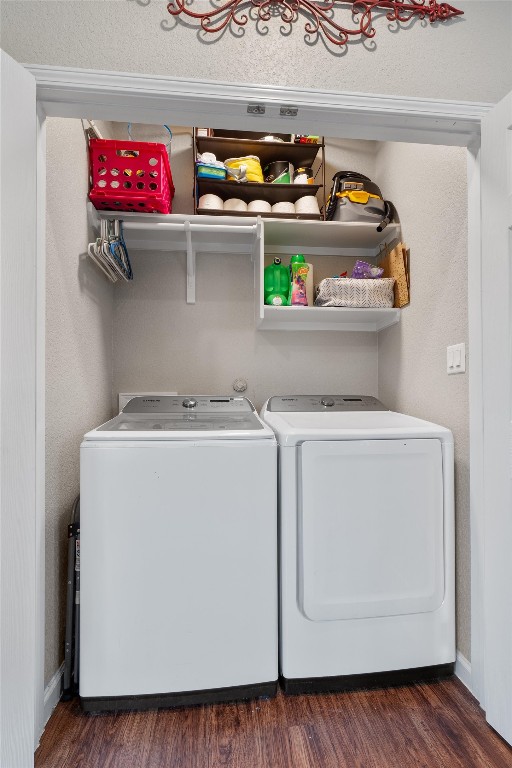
xmin=112 ymin=130 xmax=379 ymax=410
xmin=112 ymin=251 xmax=378 ymax=410
xmin=45 ymin=116 xmax=471 ymax=682
xmin=45 ymin=118 xmax=113 ymax=683
xmin=1 ymin=1 xmax=511 ymax=104
xmin=376 ymin=142 xmax=470 ymax=659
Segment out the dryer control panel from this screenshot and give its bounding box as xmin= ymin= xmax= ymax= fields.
xmin=267 ymin=395 xmax=388 ymax=412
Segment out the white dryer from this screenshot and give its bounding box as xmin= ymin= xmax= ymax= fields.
xmin=80 ymin=396 xmax=278 ymax=711
xmin=261 ymin=395 xmax=455 ymax=694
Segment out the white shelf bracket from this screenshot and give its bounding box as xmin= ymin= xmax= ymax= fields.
xmin=184 ymin=220 xmax=196 ymax=305
xmin=251 ymin=216 xmax=263 ymax=263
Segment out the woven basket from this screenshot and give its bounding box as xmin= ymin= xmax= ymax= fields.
xmin=314 ymin=278 xmax=395 ymax=309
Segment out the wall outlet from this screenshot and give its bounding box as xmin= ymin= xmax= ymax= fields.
xmin=447 ymin=343 xmax=466 ymax=375
xmin=118 ymin=392 xmax=177 ymax=412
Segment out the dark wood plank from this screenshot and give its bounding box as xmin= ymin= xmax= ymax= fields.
xmin=35 ymin=679 xmax=512 ymax=768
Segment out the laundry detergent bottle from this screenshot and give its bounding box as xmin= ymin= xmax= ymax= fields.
xmin=289 ymin=254 xmax=310 ymax=306
xmin=264 ymin=257 xmax=290 ymax=306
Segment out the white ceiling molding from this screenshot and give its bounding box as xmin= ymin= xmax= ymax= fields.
xmin=26 ymin=64 xmax=492 ymax=146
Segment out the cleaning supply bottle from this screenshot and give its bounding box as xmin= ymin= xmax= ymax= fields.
xmin=264 ymin=257 xmax=290 ymax=306
xmin=289 ymin=254 xmax=310 ymax=306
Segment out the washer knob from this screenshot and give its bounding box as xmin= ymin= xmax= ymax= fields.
xmin=182 ymin=398 xmax=197 ymax=409
xmin=321 ymin=397 xmax=335 ymax=407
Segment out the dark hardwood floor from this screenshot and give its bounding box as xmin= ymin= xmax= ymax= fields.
xmin=36 ymin=678 xmax=512 ymax=768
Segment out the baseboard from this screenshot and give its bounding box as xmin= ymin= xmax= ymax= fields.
xmin=38 ymin=654 xmax=471 ymax=727
xmin=43 ymin=663 xmax=64 ymax=728
xmin=455 ymin=651 xmax=472 ymax=694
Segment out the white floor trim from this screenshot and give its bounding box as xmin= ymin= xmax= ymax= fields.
xmin=41 ymin=663 xmax=64 ymax=736
xmin=455 ymin=651 xmax=472 ymax=695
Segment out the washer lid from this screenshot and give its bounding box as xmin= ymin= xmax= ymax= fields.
xmin=84 ymin=396 xmax=275 ymax=440
xmin=262 ymin=408 xmax=453 ymax=446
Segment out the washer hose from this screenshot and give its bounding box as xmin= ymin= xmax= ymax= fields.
xmin=377 ymin=200 xmax=395 ymax=232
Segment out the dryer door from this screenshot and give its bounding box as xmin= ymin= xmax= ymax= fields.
xmin=299 ymin=439 xmax=444 ymax=621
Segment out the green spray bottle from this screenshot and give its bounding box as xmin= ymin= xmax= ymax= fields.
xmin=289 ymin=254 xmax=310 ymax=306
xmin=264 ymin=257 xmax=290 ymax=306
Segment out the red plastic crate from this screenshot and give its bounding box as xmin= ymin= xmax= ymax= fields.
xmin=89 ymin=138 xmax=175 ymax=214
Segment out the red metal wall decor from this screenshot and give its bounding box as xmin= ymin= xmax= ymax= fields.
xmin=167 ymin=0 xmax=463 ymax=48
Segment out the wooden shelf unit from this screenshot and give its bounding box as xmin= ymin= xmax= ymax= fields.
xmin=194 ymin=128 xmax=325 ymax=220
xmin=195 ymin=135 xmax=323 ymax=169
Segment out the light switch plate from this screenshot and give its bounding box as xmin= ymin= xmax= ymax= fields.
xmin=447 ymin=343 xmax=466 ymax=375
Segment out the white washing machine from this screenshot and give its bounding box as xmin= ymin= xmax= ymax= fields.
xmin=261 ymin=395 xmax=455 ymax=694
xmin=80 ymin=395 xmax=278 ymax=711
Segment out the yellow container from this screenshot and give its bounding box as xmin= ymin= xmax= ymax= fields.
xmin=225 ymin=155 xmax=264 ymax=183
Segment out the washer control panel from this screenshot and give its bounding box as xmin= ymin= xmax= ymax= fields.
xmin=267 ymin=395 xmax=388 ymax=412
xmin=123 ymin=396 xmax=254 ymax=413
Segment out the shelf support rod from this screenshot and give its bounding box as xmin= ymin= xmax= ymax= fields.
xmin=120 ymin=222 xmax=257 ymax=235
xmin=184 ymin=220 xmax=196 ymax=305
xmin=251 ymin=216 xmax=262 ymax=263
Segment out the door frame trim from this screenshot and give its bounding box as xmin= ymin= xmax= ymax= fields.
xmin=27 ymin=64 xmax=490 ymax=742
xmin=34 ymin=101 xmax=47 ymax=748
xmin=28 ymin=64 xmax=490 ymax=145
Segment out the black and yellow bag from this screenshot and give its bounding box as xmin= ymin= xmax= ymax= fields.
xmin=326 ymin=171 xmax=394 ymax=231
